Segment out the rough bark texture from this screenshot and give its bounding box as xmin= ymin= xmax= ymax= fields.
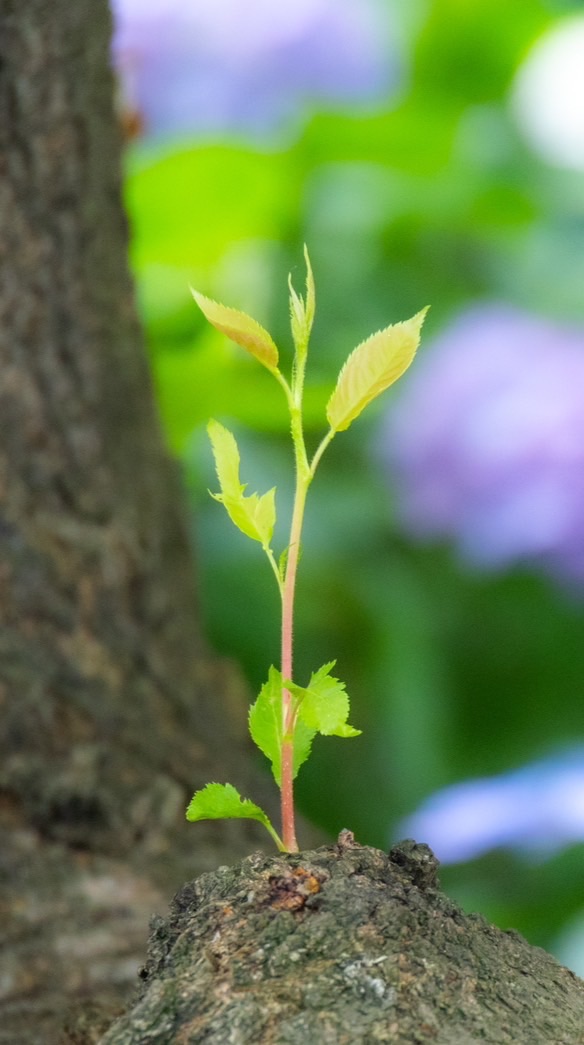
xmin=0 ymin=3 xmax=297 ymax=1042
xmin=100 ymin=837 xmax=584 ymax=1045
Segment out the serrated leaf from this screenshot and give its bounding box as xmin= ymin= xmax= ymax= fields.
xmin=291 ymin=715 xmax=317 ymax=777
xmin=326 ymin=307 xmax=428 ymax=433
xmin=186 ymin=782 xmax=284 ymax=849
xmin=186 ymin=782 xmax=263 ymax=823
xmin=207 ymin=419 xmax=276 ymax=547
xmin=249 ymin=666 xmax=317 ymax=784
xmin=285 ymin=662 xmax=361 ymax=738
xmin=249 ymin=666 xmax=283 ymax=783
xmin=192 ymin=289 xmax=279 ymax=372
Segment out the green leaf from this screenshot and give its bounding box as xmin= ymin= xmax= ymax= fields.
xmin=191 ymin=289 xmax=279 ymax=372
xmin=285 ymin=662 xmax=361 ymax=738
xmin=288 ymin=245 xmax=315 ymax=356
xmin=249 ymin=666 xmax=283 ymax=783
xmin=186 ymin=782 xmax=284 ymax=850
xmin=249 ymin=666 xmax=316 ymax=784
xmin=326 ymin=307 xmax=428 ymax=433
xmin=207 ymin=419 xmax=276 ymax=547
xmin=290 ymin=714 xmax=317 ymax=778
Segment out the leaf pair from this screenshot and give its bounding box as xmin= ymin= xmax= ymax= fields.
xmin=193 ymin=259 xmax=427 ymax=441
xmin=249 ymin=662 xmax=360 ymax=786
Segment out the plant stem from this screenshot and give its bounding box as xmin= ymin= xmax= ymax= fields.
xmin=279 ymin=361 xmax=313 ymax=852
xmin=310 ymin=428 xmax=335 ymax=480
xmin=264 ymin=545 xmax=283 ymax=595
xmin=263 ymin=818 xmax=287 ymax=852
xmin=277 ymin=329 xmax=335 ymax=850
xmin=280 ymin=472 xmax=308 ymax=852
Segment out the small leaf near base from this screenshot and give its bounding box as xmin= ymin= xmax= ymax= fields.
xmin=186 ymin=782 xmax=285 ymax=850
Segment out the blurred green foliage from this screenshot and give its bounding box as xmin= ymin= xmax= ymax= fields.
xmin=123 ymin=0 xmax=584 ymax=959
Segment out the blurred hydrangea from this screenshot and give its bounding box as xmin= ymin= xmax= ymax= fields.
xmin=399 ymin=747 xmax=584 ymax=864
xmin=111 ymin=0 xmax=398 ymax=141
xmin=384 ymin=305 xmax=584 ymax=584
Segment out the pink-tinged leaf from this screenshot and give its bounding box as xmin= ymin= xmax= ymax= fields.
xmin=191 ymin=289 xmax=279 ymax=371
xmin=326 ymin=307 xmax=429 ymax=433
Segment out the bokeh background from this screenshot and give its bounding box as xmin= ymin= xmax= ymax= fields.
xmin=111 ymin=0 xmax=584 ymax=972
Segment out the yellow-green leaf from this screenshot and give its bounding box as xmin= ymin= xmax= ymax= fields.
xmin=191 ymin=289 xmax=279 ymax=371
xmin=207 ymin=419 xmax=276 ymax=547
xmin=326 ymin=307 xmax=428 ymax=433
xmin=288 ymin=245 xmax=315 ymax=356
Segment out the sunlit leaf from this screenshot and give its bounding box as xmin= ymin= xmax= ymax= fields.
xmin=286 ymin=662 xmax=361 ymax=738
xmin=192 ymin=290 xmax=279 ymax=372
xmin=207 ymin=419 xmax=276 ymax=547
xmin=326 ymin=308 xmax=428 ymax=433
xmin=186 ymin=782 xmax=283 ymax=849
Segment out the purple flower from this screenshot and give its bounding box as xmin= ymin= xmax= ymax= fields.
xmin=111 ymin=0 xmax=399 ymax=141
xmin=399 ymin=748 xmax=584 ymax=863
xmin=384 ymin=305 xmax=584 ymax=583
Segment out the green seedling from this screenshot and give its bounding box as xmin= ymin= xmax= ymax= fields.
xmin=187 ymin=249 xmax=427 ymax=852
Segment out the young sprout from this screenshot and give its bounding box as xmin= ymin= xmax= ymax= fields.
xmin=187 ymin=248 xmax=427 ymax=852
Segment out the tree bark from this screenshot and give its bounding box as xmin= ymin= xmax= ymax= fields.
xmin=0 ymin=3 xmax=291 ymax=1042
xmin=98 ymin=838 xmax=584 ymax=1045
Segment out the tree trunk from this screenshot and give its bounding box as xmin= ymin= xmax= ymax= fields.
xmin=98 ymin=838 xmax=584 ymax=1045
xmin=0 ymin=3 xmax=290 ymax=1042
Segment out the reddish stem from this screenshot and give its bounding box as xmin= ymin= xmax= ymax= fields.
xmin=279 ymin=478 xmax=307 ymax=852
